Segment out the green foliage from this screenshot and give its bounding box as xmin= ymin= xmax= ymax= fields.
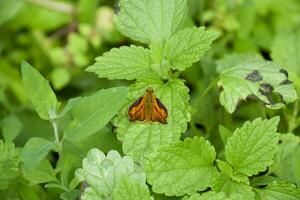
xmin=165 ymin=27 xmax=219 ymax=70
xmin=1 ymin=0 xmax=300 ymax=199
xmin=145 ymin=137 xmax=216 ymax=196
xmin=217 ymin=60 xmax=297 ymax=113
xmin=21 ymin=62 xmax=58 ymax=120
xmin=225 ymin=117 xmax=279 ymax=176
xmin=115 ymin=0 xmax=188 ymax=44
xmin=76 ymin=149 xmax=152 ymax=199
xmin=63 ymin=87 xmax=128 ymax=142
xmin=0 ymin=140 xmax=20 ymax=189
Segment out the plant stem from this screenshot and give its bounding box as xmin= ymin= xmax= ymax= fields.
xmin=49 ymin=109 xmax=60 ymax=144
xmin=199 ymin=77 xmax=219 ymax=102
xmin=24 ymin=0 xmax=75 ymax=14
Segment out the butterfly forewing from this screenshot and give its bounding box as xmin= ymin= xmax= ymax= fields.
xmin=128 ymin=88 xmax=168 ymax=124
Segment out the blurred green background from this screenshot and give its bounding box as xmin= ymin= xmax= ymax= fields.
xmin=1 ymin=0 xmax=300 ymax=148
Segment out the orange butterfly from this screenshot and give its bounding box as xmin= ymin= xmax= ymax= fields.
xmin=128 ymin=87 xmax=168 ymax=124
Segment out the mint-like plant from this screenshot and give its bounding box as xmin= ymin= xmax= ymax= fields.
xmin=2 ymin=0 xmax=300 ymax=199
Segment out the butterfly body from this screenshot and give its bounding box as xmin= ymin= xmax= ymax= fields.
xmin=128 ymin=88 xmax=168 ymax=124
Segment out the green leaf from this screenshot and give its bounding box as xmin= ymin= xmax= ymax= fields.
xmin=0 ymin=0 xmax=23 ymax=25
xmin=216 ymin=54 xmax=263 ymax=73
xmin=112 ymin=177 xmax=153 ymax=200
xmin=145 ymin=136 xmax=217 ymax=196
xmin=50 ymin=68 xmax=71 ymax=90
xmin=114 ymin=79 xmax=191 ymax=160
xmin=115 ymin=0 xmax=188 ymax=44
xmin=217 ymin=61 xmax=297 ymax=113
xmin=21 ymin=137 xmax=59 ymax=169
xmin=255 ymin=181 xmax=300 ymax=200
xmin=1 ymin=115 xmax=22 ymax=142
xmin=269 ymin=133 xmax=300 ymax=184
xmin=76 ymin=149 xmax=151 ymax=199
xmin=86 ymin=45 xmax=159 ymax=80
xmin=63 ymin=87 xmax=128 ymax=142
xmin=21 ymin=62 xmax=58 ymax=120
xmin=212 ymin=173 xmax=255 ymax=200
xmin=182 ymin=192 xmax=227 ymax=200
xmin=271 ymin=28 xmax=300 ymax=76
xmin=23 ymin=159 xmax=57 ymax=185
xmin=0 ymin=140 xmax=20 ymax=186
xmin=165 ymin=27 xmax=219 ymax=70
xmin=225 ymin=117 xmax=279 ymax=176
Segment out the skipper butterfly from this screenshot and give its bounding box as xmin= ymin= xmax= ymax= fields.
xmin=128 ymin=87 xmax=168 ymax=124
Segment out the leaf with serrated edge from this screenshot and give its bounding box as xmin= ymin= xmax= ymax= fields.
xmin=165 ymin=27 xmax=219 ymax=70
xmin=86 ymin=45 xmax=159 ymax=81
xmin=145 ymin=137 xmax=217 ymax=196
xmin=114 ymin=79 xmax=191 ymax=161
xmin=116 ymin=0 xmax=187 ymax=44
xmin=212 ymin=173 xmax=255 ymax=200
xmin=218 ymin=61 xmax=297 ymax=113
xmin=63 ymin=87 xmax=128 ymax=142
xmin=225 ymin=117 xmax=279 ymax=176
xmin=21 ymin=62 xmax=58 ymax=120
xmin=0 ymin=140 xmax=20 ymax=181
xmin=255 ymin=181 xmax=300 ymax=200
xmin=76 ymin=149 xmax=148 ymax=198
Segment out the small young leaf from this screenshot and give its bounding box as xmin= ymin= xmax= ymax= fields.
xmin=114 ymin=79 xmax=191 ymax=160
xmin=1 ymin=115 xmax=22 ymax=142
xmin=22 ymin=159 xmax=57 ymax=185
xmin=218 ymin=61 xmax=297 ymax=113
xmin=76 ymin=149 xmax=150 ymax=199
xmin=21 ymin=137 xmax=59 ymax=169
xmin=225 ymin=117 xmax=279 ymax=176
xmin=255 ymin=181 xmax=300 ymax=200
xmin=145 ymin=137 xmax=217 ymax=196
xmin=165 ymin=27 xmax=219 ymax=70
xmin=63 ymin=87 xmax=128 ymax=142
xmin=21 ymin=62 xmax=58 ymax=120
xmin=115 ymin=0 xmax=188 ymax=44
xmin=86 ymin=45 xmax=159 ymax=80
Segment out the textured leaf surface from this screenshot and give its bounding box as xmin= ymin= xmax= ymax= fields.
xmin=114 ymin=79 xmax=191 ymax=160
xmin=165 ymin=27 xmax=219 ymax=70
xmin=86 ymin=45 xmax=159 ymax=80
xmin=256 ymin=181 xmax=300 ymax=200
xmin=0 ymin=140 xmax=20 ymax=182
xmin=63 ymin=87 xmax=128 ymax=142
xmin=225 ymin=117 xmax=279 ymax=176
xmin=116 ymin=0 xmax=187 ymax=44
xmin=21 ymin=137 xmax=58 ymax=169
xmin=212 ymin=173 xmax=255 ymax=200
xmin=76 ymin=149 xmax=151 ymax=199
xmin=21 ymin=62 xmax=58 ymax=120
xmin=145 ymin=137 xmax=217 ymax=196
xmin=218 ymin=61 xmax=297 ymax=113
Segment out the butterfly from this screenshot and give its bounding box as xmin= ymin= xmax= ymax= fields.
xmin=128 ymin=87 xmax=168 ymax=124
